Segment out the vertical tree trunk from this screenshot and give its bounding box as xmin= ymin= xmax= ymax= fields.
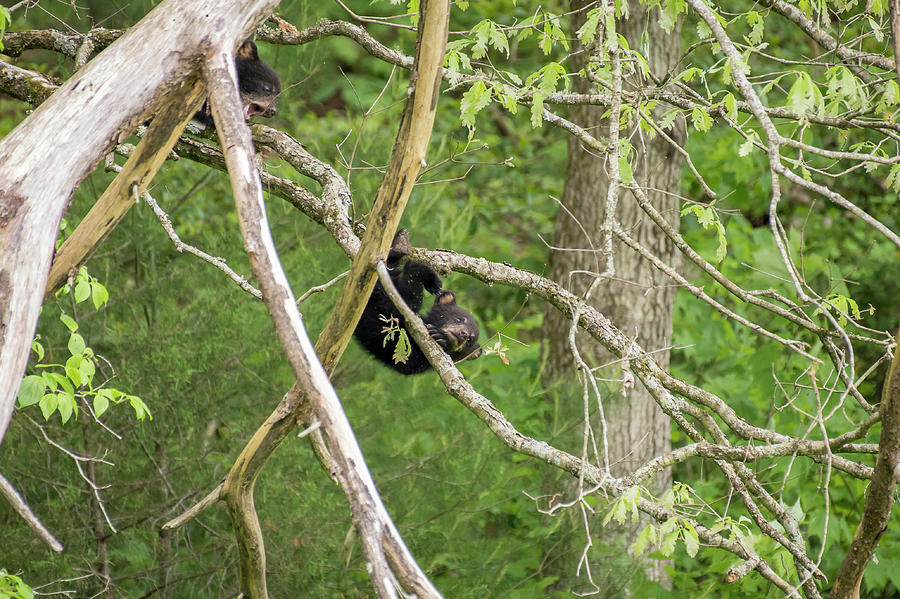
xmin=542 ymin=0 xmax=683 ymax=588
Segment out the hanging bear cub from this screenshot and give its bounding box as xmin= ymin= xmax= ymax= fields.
xmin=195 ymin=40 xmax=281 ymax=126
xmin=354 ymin=230 xmax=482 ymax=375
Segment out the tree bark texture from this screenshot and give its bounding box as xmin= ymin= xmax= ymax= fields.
xmin=542 ymin=0 xmax=683 ymax=586
xmin=830 ymin=326 xmax=900 ymax=599
xmin=0 ymin=0 xmax=280 ymax=448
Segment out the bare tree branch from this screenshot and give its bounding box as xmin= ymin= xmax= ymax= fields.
xmin=0 ymin=470 xmax=64 ymax=552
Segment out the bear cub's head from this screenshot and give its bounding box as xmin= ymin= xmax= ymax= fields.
xmin=424 ymin=290 xmax=482 ymax=362
xmin=235 ymin=40 xmax=281 ymax=120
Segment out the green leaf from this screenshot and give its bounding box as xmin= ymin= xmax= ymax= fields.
xmin=738 ymin=131 xmax=759 ymax=156
xmin=698 ymin=207 xmax=715 ymax=227
xmin=618 ymin=153 xmax=634 ymax=184
xmin=690 ymin=107 xmax=712 ymax=132
xmin=530 ymin=91 xmax=545 ymax=128
xmin=57 ymin=393 xmax=76 ymax=424
xmin=866 ymin=16 xmax=884 ymax=42
xmin=721 ymin=57 xmax=734 ymax=86
xmin=68 ymin=332 xmax=86 ymax=356
xmin=539 ymin=14 xmax=568 ymax=55
xmin=577 ymin=8 xmax=602 ymax=45
xmin=39 ymin=393 xmax=58 ymax=420
xmin=496 ymin=84 xmax=520 ymax=114
xmin=631 ymin=523 xmax=654 ymax=556
xmin=65 ymin=355 xmax=84 ymax=387
xmin=612 ymin=496 xmax=627 ymax=524
xmin=31 ymin=339 xmax=45 ymax=362
xmin=90 ymin=282 xmax=109 ymax=309
xmin=526 ymin=62 xmax=567 ymax=95
xmin=660 ymin=522 xmax=679 ymax=556
xmin=445 ymin=42 xmax=472 ymax=76
xmin=681 ymin=203 xmax=728 ymax=261
xmin=74 ymin=279 xmax=91 ymax=303
xmin=673 ymin=481 xmax=692 ymax=503
xmin=709 ymin=521 xmax=726 ymax=535
xmin=79 ymin=356 xmax=96 ymax=387
xmin=472 ymin=20 xmax=492 ymax=57
xmin=392 ymin=329 xmax=412 ymax=364
xmin=471 ymin=20 xmax=508 ymax=59
xmin=47 ymin=372 xmax=74 ymax=396
xmin=0 ymin=569 xmax=34 ymax=599
xmin=0 ymin=6 xmax=10 ymax=52
xmin=490 ymin=21 xmax=510 ymax=57
xmin=816 ymin=292 xmax=865 ymax=326
xmin=460 ymin=81 xmax=492 ymax=129
xmin=682 ymin=521 xmax=700 ymax=557
xmin=722 ymin=92 xmax=737 ymax=122
xmin=786 ymin=72 xmax=824 ymax=117
xmin=659 ymin=0 xmax=686 ymax=32
xmin=53 ymin=372 xmax=75 ymax=395
xmin=715 ymin=221 xmax=728 ymax=263
xmin=695 ymin=19 xmax=711 ymax=40
xmin=105 ymin=388 xmax=125 ymax=401
xmin=745 ymin=11 xmax=764 ymax=45
xmin=825 ymin=65 xmax=868 ymax=114
xmin=18 ymin=375 xmax=46 ymax=407
xmin=41 ymin=373 xmax=58 ymax=392
xmin=882 ymin=80 xmax=899 ymax=109
xmin=93 ymin=392 xmax=110 ymax=417
xmin=608 ymin=486 xmax=642 ymax=523
xmin=885 ymin=163 xmax=900 ymax=191
xmin=658 ymin=109 xmax=677 ymax=131
xmin=59 ymin=313 xmax=78 ymax=332
xmin=678 ymin=67 xmax=703 ymax=83
xmin=129 ymin=395 xmax=152 ymax=421
xmin=659 ymin=488 xmax=675 ymax=509
xmin=788 ymin=498 xmax=805 ymax=522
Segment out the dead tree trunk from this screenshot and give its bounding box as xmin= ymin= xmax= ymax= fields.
xmin=0 ymin=0 xmax=280 ymax=447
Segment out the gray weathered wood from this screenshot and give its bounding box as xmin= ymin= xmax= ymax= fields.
xmin=0 ymin=0 xmax=280 ymax=447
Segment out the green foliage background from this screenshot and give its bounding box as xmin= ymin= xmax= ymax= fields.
xmin=1 ymin=0 xmax=899 ymax=597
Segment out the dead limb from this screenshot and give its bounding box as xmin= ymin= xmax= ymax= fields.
xmin=44 ymin=80 xmax=206 ymax=297
xmin=165 ymin=0 xmax=451 ymax=596
xmin=0 ymin=470 xmax=63 ymax=552
xmin=0 ymin=0 xmax=281 ymax=450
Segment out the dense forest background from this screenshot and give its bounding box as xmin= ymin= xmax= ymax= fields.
xmin=1 ymin=0 xmax=899 ymax=597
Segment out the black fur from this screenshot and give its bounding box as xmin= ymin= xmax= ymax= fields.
xmin=354 ymin=230 xmax=481 ymax=375
xmin=195 ymin=40 xmax=281 ymax=127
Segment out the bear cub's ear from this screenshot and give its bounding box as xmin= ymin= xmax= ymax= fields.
xmin=434 ymin=290 xmax=457 ymax=306
xmin=236 ymin=40 xmax=260 ymax=61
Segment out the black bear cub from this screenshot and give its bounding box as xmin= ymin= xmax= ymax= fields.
xmin=195 ymin=40 xmax=281 ymax=126
xmin=354 ymin=230 xmax=482 ymax=375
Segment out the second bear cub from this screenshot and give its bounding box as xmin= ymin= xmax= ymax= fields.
xmin=195 ymin=40 xmax=281 ymax=126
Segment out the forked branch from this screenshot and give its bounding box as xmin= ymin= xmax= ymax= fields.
xmin=173 ymin=0 xmax=451 ymax=596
